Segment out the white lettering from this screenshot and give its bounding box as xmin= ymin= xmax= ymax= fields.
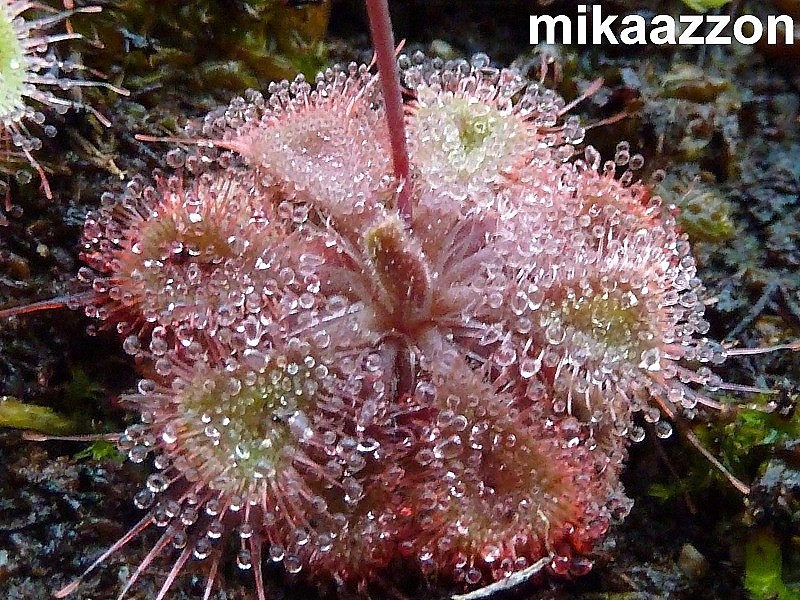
xmin=705 ymin=16 xmax=732 ymax=44
xmin=678 ymin=15 xmax=705 ymax=44
xmin=734 ymin=15 xmax=763 ymax=45
xmin=650 ymin=15 xmax=677 ymax=45
xmin=767 ymin=15 xmax=793 ymax=45
xmin=525 ymin=7 xmax=793 ymax=46
xmin=577 ymin=5 xmax=588 ymax=44
xmin=530 ymin=15 xmax=571 ymax=44
xmin=592 ymin=5 xmax=618 ymax=44
xmin=620 ymin=15 xmax=647 ymax=45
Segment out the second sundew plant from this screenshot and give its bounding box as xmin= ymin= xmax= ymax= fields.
xmin=1 ymin=0 xmax=797 ymax=599
xmin=0 ymin=1 xmax=127 ymax=198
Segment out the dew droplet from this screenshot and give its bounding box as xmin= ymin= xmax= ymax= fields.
xmin=284 ymin=554 xmax=302 ymax=573
xmin=655 ymin=420 xmax=673 ymax=439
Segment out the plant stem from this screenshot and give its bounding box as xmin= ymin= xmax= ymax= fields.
xmin=364 ymin=0 xmax=412 ymax=221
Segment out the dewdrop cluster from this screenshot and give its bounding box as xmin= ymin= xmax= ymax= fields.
xmin=189 ymin=63 xmax=396 ymax=227
xmin=0 ymin=1 xmax=123 ymax=198
xmin=402 ymin=53 xmax=583 ymax=208
xmin=53 ymin=52 xmax=753 ymax=599
xmin=78 ymin=167 xmax=282 ymax=341
xmin=499 ymin=145 xmax=721 ymax=451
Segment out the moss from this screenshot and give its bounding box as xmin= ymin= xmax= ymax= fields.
xmin=73 ymin=439 xmax=126 ymax=464
xmin=726 ymin=407 xmax=800 ymax=456
xmin=60 ymin=366 xmax=106 ymax=408
xmin=661 ymin=64 xmax=730 ymax=104
xmin=679 ymin=391 xmax=800 ymax=493
xmin=681 ymin=0 xmax=734 ymax=13
xmin=676 ymin=186 xmax=736 ymax=244
xmin=744 ymin=528 xmax=800 ymax=600
xmin=83 ymin=0 xmax=331 ymax=103
xmin=0 ymin=396 xmax=73 ymax=434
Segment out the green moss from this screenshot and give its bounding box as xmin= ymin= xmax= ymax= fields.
xmin=84 ymin=0 xmax=331 ymax=102
xmin=0 ymin=396 xmax=74 ymax=434
xmin=657 ymin=179 xmax=737 ymax=244
xmin=61 ymin=366 xmax=106 ymax=407
xmin=717 ymin=400 xmax=800 ymax=475
xmin=73 ymin=439 xmax=126 ymax=464
xmin=650 ymin=391 xmax=800 ymax=501
xmin=745 ymin=528 xmax=800 ymax=600
xmin=0 ymin=368 xmax=113 ymax=435
xmin=681 ymin=0 xmax=733 ymax=13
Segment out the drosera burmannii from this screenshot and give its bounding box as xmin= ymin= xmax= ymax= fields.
xmin=0 ymin=0 xmax=128 ymax=199
xmin=0 ymin=1 xmax=798 ymax=599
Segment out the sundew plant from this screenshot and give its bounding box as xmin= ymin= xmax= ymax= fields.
xmin=0 ymin=0 xmax=126 ymax=198
xmin=0 ymin=1 xmax=799 ymax=599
